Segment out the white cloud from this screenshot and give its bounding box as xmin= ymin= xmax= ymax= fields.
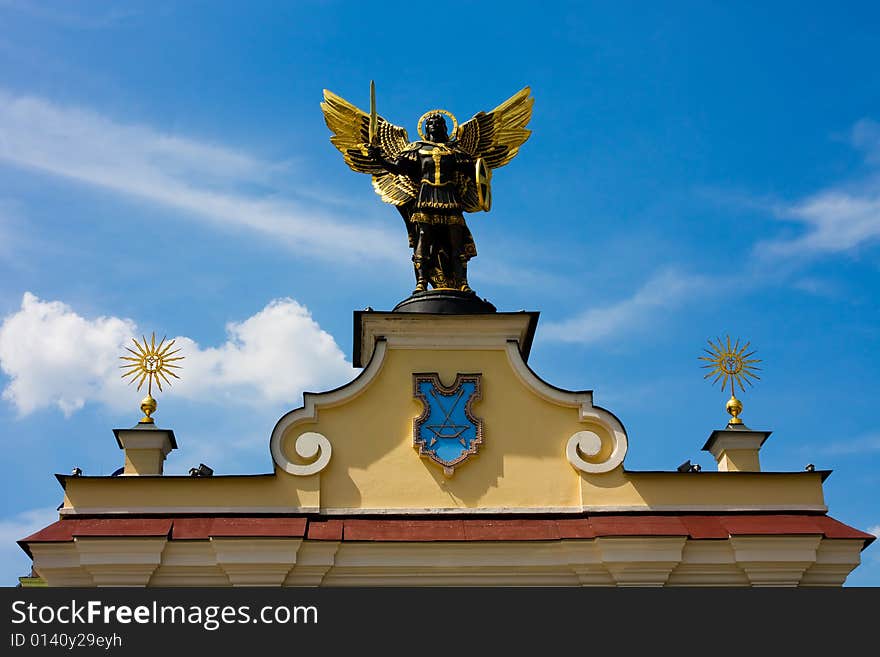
xmin=0 ymin=293 xmax=354 ymax=418
xmin=170 ymin=298 xmax=353 ymax=406
xmin=869 ymin=525 xmax=880 ymax=538
xmin=759 ymin=119 xmax=880 ymax=257
xmin=0 ymin=293 xmax=135 ymax=415
xmin=0 ymin=89 xmax=396 ymax=261
xmin=541 ymin=269 xmax=711 ymax=344
xmin=0 ymin=507 xmax=59 ymax=585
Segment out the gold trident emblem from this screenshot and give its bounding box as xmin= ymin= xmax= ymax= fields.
xmin=120 ymin=333 xmax=184 ymax=423
xmin=699 ymin=336 xmax=761 ymax=425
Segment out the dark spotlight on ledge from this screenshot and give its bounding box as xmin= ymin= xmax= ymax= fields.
xmin=189 ymin=463 xmax=214 ymax=477
xmin=71 ymin=467 xmax=82 ymax=476
xmin=805 ymin=463 xmax=815 ymax=472
xmin=677 ymin=460 xmax=701 ymax=473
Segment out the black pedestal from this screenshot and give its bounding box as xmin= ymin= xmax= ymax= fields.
xmin=392 ymin=290 xmax=497 ymax=314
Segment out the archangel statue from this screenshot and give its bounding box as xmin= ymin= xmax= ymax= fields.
xmin=321 ymin=84 xmax=533 ymax=295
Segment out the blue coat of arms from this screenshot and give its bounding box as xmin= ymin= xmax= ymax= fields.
xmin=413 ymin=373 xmax=483 ymax=476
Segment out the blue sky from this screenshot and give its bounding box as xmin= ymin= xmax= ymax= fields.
xmin=0 ymin=1 xmax=877 ymax=586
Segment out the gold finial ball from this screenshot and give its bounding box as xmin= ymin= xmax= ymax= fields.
xmin=726 ymin=395 xmax=743 ymax=425
xmin=140 ymin=394 xmax=157 ymax=424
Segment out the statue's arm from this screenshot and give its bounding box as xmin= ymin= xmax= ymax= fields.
xmin=367 ymin=145 xmax=407 ymax=175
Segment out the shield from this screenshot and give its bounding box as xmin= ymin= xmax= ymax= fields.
xmin=475 ymin=157 xmax=492 ymax=212
xmin=413 ymin=373 xmax=483 ymax=476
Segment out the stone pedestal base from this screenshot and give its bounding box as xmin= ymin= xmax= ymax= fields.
xmin=392 ymin=290 xmax=497 ymax=314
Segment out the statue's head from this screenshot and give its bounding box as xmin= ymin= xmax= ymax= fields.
xmin=424 ymin=114 xmax=449 ymax=142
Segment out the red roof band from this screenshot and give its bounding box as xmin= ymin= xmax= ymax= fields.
xmin=19 ymin=514 xmax=875 ymax=550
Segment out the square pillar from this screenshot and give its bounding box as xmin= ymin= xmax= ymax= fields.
xmin=702 ymin=425 xmax=771 ymax=472
xmin=113 ymin=424 xmax=177 ymax=476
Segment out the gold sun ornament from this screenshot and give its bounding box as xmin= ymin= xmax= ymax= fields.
xmin=120 ymin=333 xmax=184 ymax=424
xmin=699 ymin=336 xmax=761 ymax=425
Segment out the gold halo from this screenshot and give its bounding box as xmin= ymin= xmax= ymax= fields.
xmin=417 ymin=109 xmax=459 ymax=141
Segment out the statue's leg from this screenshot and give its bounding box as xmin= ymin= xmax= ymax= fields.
xmin=448 ymin=224 xmax=472 ymax=293
xmin=411 ymin=253 xmax=420 ymax=288
xmin=432 ymin=225 xmax=451 ymax=288
xmin=413 ymin=223 xmax=430 ymax=293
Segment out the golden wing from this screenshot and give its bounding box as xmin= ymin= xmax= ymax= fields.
xmin=455 ymin=87 xmax=533 ymax=170
xmin=321 ymin=89 xmax=418 ymax=206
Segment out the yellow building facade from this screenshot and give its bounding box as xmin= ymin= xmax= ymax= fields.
xmin=19 ymin=310 xmax=874 ymax=586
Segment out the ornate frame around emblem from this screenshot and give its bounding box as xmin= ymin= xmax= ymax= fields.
xmin=412 ymin=373 xmax=483 ymax=477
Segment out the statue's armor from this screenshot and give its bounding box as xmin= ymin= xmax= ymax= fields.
xmin=415 ymin=143 xmax=459 ymax=210
xmin=383 ymin=138 xmax=478 ymax=293
xmin=397 ymin=142 xmax=468 ymax=225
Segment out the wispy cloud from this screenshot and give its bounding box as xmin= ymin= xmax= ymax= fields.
xmin=0 ymin=293 xmax=354 ymax=418
xmin=803 ymin=433 xmax=880 ymax=457
xmin=764 ymin=190 xmax=880 ymax=255
xmin=541 ymin=268 xmax=713 ymax=344
xmin=471 ymin=258 xmax=568 ymax=293
xmin=852 ymin=118 xmax=880 ymax=165
xmin=0 ymin=90 xmax=396 ymax=261
xmin=0 ymin=507 xmax=58 ymax=546
xmin=0 ymin=507 xmax=59 ymax=585
xmin=0 ymin=0 xmax=137 ymax=29
xmin=758 ymin=119 xmax=880 ymax=257
xmin=870 ymin=525 xmax=880 ymax=538
xmin=0 ymin=199 xmax=24 ymax=263
xmin=791 ymin=276 xmax=842 ymax=298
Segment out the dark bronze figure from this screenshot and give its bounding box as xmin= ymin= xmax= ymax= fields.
xmin=321 ymin=85 xmax=533 ymax=295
